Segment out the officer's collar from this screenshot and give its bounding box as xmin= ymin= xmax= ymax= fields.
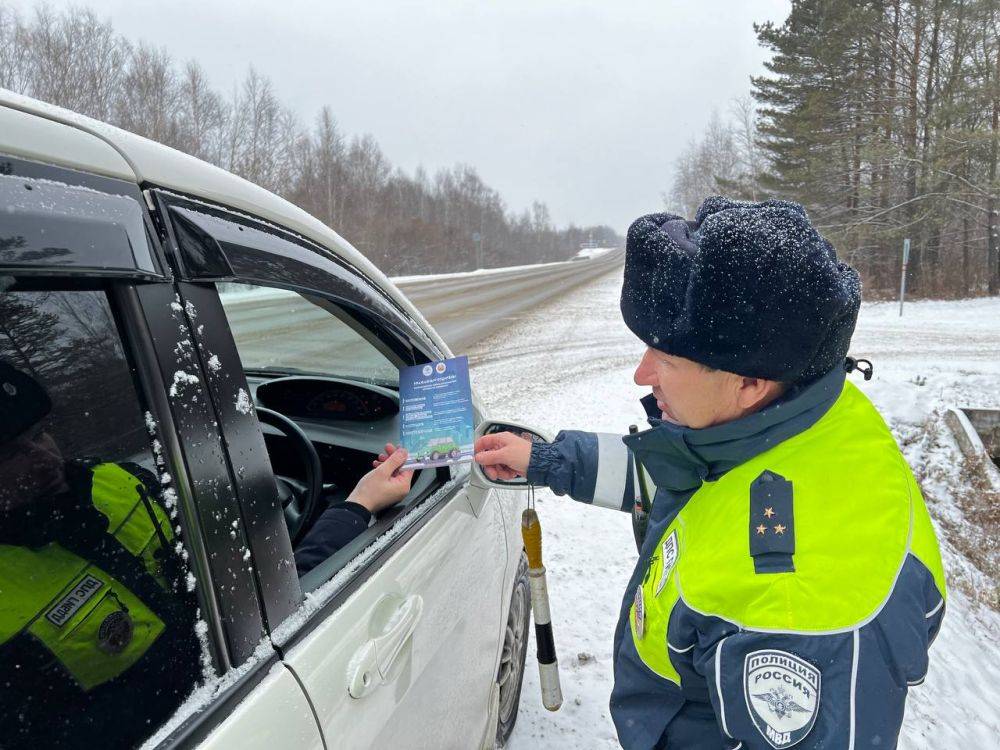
xmin=625 ymin=367 xmax=847 ymax=492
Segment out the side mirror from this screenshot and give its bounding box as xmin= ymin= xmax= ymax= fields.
xmin=471 ymin=419 xmax=554 ymax=490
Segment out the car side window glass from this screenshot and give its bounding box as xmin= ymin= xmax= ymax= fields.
xmin=0 ymin=289 xmax=204 ymax=749
xmin=217 ymin=282 xmax=400 ymax=387
xmin=215 ymin=282 xmax=446 ymax=587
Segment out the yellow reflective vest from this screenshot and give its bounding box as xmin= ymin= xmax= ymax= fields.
xmin=528 ymin=371 xmax=947 ymax=749
xmin=629 ymin=381 xmax=945 ymax=681
xmin=0 ymin=463 xmax=174 ymax=690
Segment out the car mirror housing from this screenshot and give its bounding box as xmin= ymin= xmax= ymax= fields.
xmin=471 ymin=420 xmax=554 ymax=490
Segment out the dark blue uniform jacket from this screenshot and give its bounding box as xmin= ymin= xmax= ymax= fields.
xmin=526 ymin=368 xmax=944 ymax=749
xmin=294 ymin=502 xmax=371 ymax=575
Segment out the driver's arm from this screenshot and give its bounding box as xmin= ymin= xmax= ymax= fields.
xmin=294 ymin=502 xmax=372 ymax=575
xmin=294 ymin=446 xmax=412 ymax=576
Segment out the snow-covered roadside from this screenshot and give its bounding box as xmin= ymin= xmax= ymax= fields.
xmin=469 ymin=270 xmax=1000 ymax=748
xmin=391 ymin=257 xmax=589 ymax=284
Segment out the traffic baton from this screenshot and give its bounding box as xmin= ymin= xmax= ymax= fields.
xmin=521 ymin=504 xmax=563 ymax=711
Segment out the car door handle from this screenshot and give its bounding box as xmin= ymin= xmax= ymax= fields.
xmin=348 ymin=594 xmax=424 ymax=699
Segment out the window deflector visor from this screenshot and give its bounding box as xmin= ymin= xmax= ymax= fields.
xmin=0 ymin=166 xmax=158 ymax=275
xmin=165 ymin=203 xmax=395 ymax=319
xmin=159 ymin=197 xmax=440 ymax=359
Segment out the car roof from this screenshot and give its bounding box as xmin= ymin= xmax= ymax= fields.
xmin=0 ymin=89 xmax=448 ymax=356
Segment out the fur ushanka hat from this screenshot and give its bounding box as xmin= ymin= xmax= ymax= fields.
xmin=620 ymin=196 xmax=861 ymax=385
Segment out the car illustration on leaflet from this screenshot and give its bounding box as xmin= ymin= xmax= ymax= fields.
xmin=419 ymin=436 xmax=463 ymax=461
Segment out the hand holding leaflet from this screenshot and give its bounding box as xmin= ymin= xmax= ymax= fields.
xmin=473 ymin=431 xmax=532 ymax=480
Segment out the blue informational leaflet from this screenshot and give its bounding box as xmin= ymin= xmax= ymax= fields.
xmin=399 ymin=355 xmax=475 ymax=469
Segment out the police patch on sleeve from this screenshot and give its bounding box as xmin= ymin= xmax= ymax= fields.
xmin=744 ymin=649 xmax=820 ymax=748
xmin=655 ymin=530 xmax=678 ymax=596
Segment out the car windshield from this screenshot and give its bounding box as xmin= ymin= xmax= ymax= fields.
xmin=217 ymin=283 xmax=400 ymax=387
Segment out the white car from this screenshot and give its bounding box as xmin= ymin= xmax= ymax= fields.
xmin=0 ymin=91 xmax=536 ymax=749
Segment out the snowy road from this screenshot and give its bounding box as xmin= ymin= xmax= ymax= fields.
xmin=468 ymin=269 xmax=1000 ymax=749
xmin=395 ymin=249 xmax=625 ymax=352
xmin=214 ymin=251 xmax=625 ymax=377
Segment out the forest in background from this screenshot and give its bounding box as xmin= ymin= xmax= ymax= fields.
xmin=670 ymin=0 xmax=1000 ymax=298
xmin=0 ymin=4 xmax=621 ymax=276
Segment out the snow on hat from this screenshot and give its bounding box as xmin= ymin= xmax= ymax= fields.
xmin=0 ymin=362 xmax=52 ymax=442
xmin=620 ymin=196 xmax=861 ymax=384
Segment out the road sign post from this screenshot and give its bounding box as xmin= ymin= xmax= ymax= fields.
xmin=472 ymin=231 xmax=482 ymax=269
xmin=899 ymin=238 xmax=910 ymax=317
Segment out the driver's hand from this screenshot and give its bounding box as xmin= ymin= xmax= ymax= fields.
xmin=473 ymin=432 xmax=532 ymax=481
xmin=349 ymin=445 xmax=413 ymax=513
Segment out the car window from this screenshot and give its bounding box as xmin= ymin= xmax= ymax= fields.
xmin=217 ymin=282 xmax=400 ymax=387
xmin=0 ymin=288 xmax=204 ymax=749
xmin=213 ymin=280 xmax=449 ymax=590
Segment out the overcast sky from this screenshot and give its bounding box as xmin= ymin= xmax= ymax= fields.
xmin=13 ymin=0 xmax=790 ymax=231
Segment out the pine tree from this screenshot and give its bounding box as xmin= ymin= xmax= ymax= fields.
xmin=750 ymin=0 xmax=1000 ymax=296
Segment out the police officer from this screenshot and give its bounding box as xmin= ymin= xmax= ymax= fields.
xmin=0 ymin=363 xmax=201 ymax=748
xmin=474 ymin=197 xmax=945 ymax=749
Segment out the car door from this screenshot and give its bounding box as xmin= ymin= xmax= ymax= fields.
xmin=151 ymin=192 xmax=511 ymax=748
xmin=0 ymin=148 xmax=322 ymax=750
xmin=280 ymin=468 xmax=509 ymax=750
xmin=130 ymin=279 xmax=325 ymax=750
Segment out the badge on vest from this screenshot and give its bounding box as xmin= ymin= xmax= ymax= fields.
xmin=45 ymin=574 xmax=104 ymax=627
xmin=749 ymin=470 xmax=795 ymax=574
xmin=97 ymin=610 xmax=134 ymax=655
xmin=632 ymin=586 xmax=645 ymax=640
xmin=744 ymin=649 xmax=821 ymax=748
xmin=655 ymin=530 xmax=678 ymax=596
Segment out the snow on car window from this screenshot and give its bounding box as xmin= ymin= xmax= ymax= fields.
xmin=139 ymin=637 xmax=277 ymax=750
xmin=234 ymin=387 xmax=253 ymax=415
xmin=169 ymin=370 xmax=200 ymax=397
xmin=1 ymin=290 xmax=206 ymax=748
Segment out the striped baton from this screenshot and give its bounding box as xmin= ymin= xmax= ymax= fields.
xmin=521 ymin=505 xmax=563 ymax=711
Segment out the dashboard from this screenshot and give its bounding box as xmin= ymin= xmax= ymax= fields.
xmin=250 ymin=375 xmax=406 ymax=492
xmin=255 ymin=376 xmax=399 ymax=422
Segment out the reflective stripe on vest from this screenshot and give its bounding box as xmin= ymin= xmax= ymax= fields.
xmin=629 ymin=381 xmax=946 ymax=681
xmin=0 ymin=464 xmax=171 ymax=690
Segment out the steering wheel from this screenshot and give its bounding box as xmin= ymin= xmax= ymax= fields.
xmin=256 ymin=407 xmax=323 ymax=545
